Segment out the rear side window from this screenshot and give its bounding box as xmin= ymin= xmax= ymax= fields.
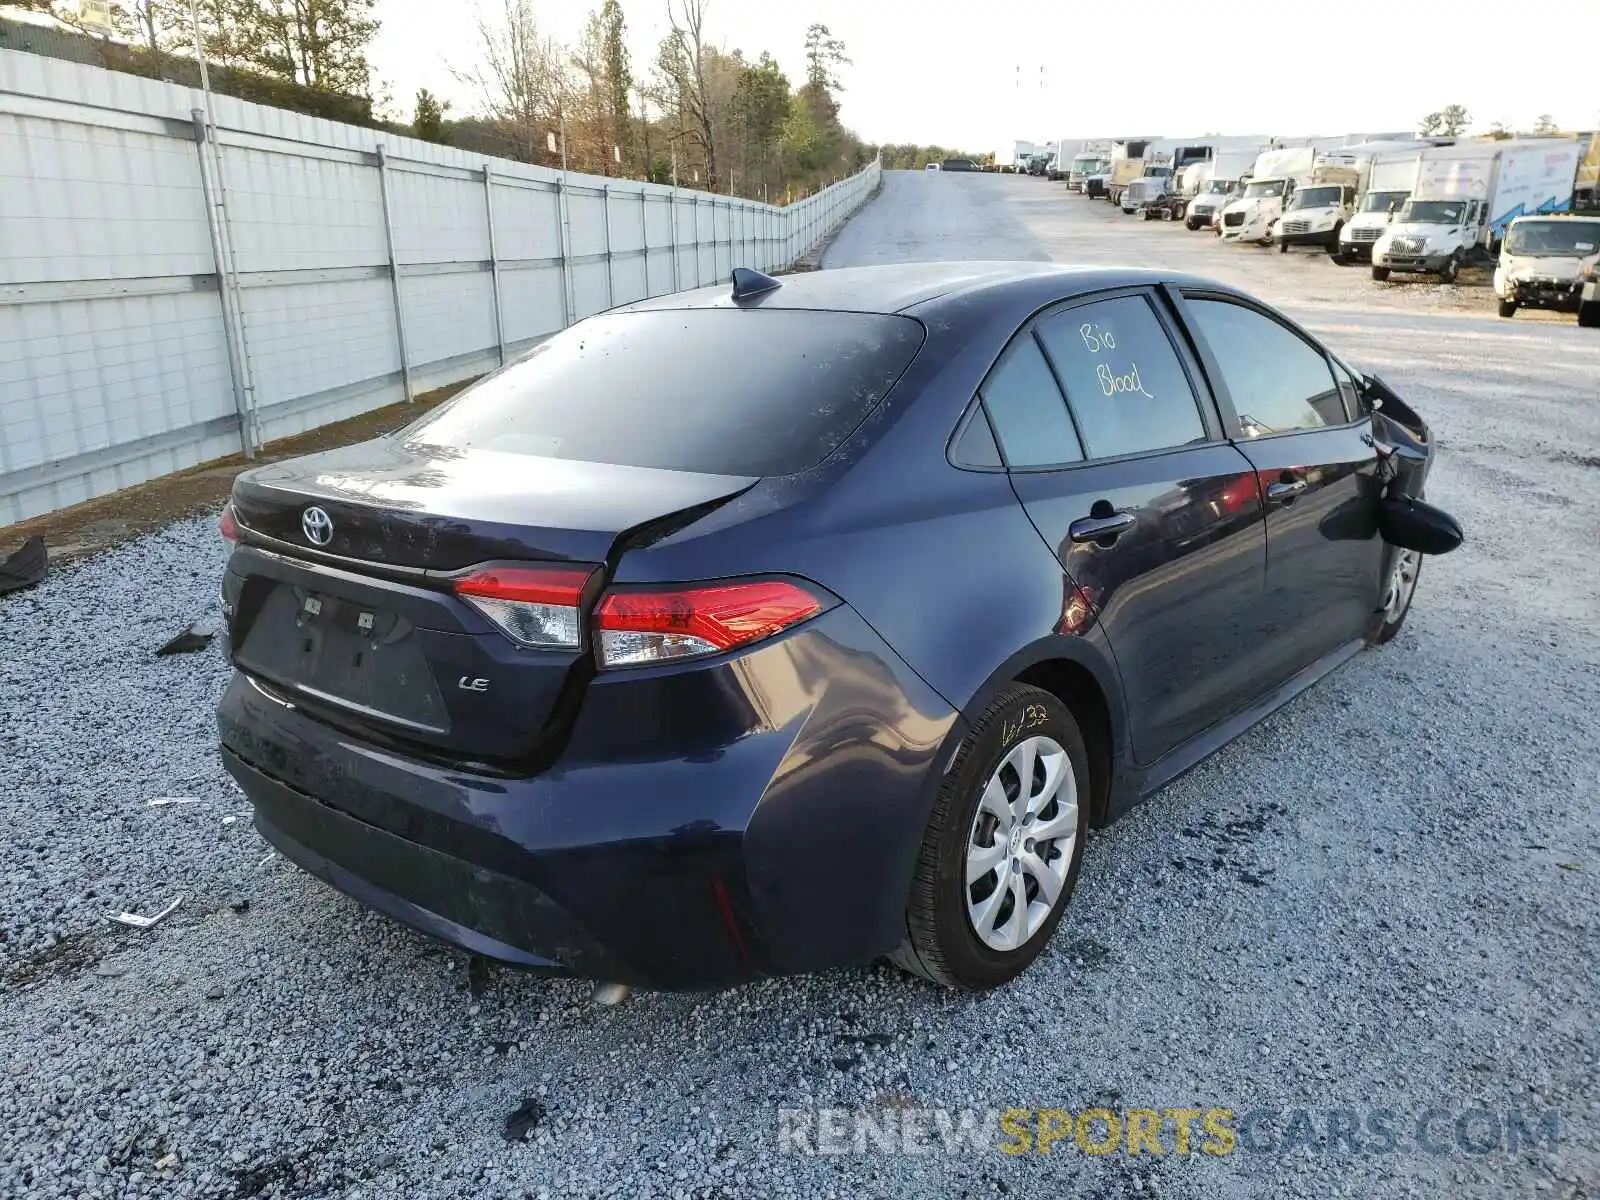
xmin=980 ymin=337 xmax=1084 ymax=468
xmin=404 ymin=309 xmax=925 ymax=476
xmin=1035 ymin=295 xmax=1207 ymax=459
xmin=1185 ymin=299 xmax=1345 ymax=436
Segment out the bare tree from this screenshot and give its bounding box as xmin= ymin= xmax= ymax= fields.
xmin=454 ymin=0 xmax=569 ymax=164
xmin=655 ymin=0 xmax=718 ymax=191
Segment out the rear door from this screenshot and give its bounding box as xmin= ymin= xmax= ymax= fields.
xmin=1177 ymin=292 xmax=1386 ymax=680
xmin=981 ymin=289 xmax=1270 ymax=766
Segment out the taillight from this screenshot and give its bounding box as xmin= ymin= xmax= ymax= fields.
xmin=594 ymin=577 xmax=829 ymax=669
xmin=219 ymin=502 xmax=239 ymax=544
xmin=455 ymin=564 xmax=596 ymax=649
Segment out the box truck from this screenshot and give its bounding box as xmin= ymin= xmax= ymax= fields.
xmin=1336 ymin=152 xmax=1424 ymax=262
xmin=1572 ymin=132 xmax=1600 ymax=210
xmin=1493 ymin=214 xmax=1600 ymax=321
xmin=1184 ymin=146 xmax=1260 ymax=230
xmin=1372 ymin=140 xmax=1583 ymax=282
xmin=1218 ymin=146 xmax=1316 ymax=244
xmin=1276 ymin=140 xmax=1442 ymax=256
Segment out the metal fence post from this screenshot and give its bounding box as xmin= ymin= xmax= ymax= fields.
xmin=554 ymin=176 xmax=574 ymax=326
xmin=692 ymin=195 xmax=703 ymax=287
xmin=483 ymin=164 xmax=507 ymax=366
xmin=601 ymin=184 xmax=616 ymax=309
xmin=669 ymin=191 xmax=681 ymax=292
xmin=639 ymin=188 xmax=650 ymax=297
xmin=374 ymin=145 xmax=415 ymax=402
xmin=190 ymin=109 xmax=258 ymax=455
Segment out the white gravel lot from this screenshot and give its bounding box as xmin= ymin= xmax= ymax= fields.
xmin=2 ymin=170 xmax=1598 ymax=1200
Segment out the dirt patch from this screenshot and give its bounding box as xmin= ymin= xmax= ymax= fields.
xmin=0 ymin=380 xmax=474 ymax=566
xmin=3 ymin=926 xmax=122 ymax=990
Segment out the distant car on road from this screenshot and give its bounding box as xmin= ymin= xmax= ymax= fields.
xmin=217 ymin=262 xmax=1459 ymax=994
xmin=925 ymin=162 xmax=941 ymax=172
xmin=940 ymin=158 xmax=980 ymax=172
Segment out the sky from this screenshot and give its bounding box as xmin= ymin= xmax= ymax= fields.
xmin=370 ymin=0 xmax=1600 ymax=150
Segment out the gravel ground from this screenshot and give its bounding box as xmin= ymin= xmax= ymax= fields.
xmin=3 ymin=170 xmax=1598 ymax=1200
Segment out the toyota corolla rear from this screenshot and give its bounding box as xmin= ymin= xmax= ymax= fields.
xmin=216 ymin=303 xmax=960 ymax=990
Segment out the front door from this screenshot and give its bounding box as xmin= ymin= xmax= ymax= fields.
xmin=1179 ymin=294 xmax=1387 ymax=680
xmin=979 ymin=290 xmax=1270 ymax=765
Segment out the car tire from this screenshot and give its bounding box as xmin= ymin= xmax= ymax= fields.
xmin=1372 ymin=266 xmax=1391 ymax=282
xmin=890 ymin=684 xmax=1090 ymax=991
xmin=1439 ymin=252 xmax=1460 ymax=284
xmin=1278 ymin=238 xmax=1289 ymax=254
xmin=1372 ymin=545 xmax=1422 ymax=645
xmin=1498 ymin=299 xmax=1517 ymax=319
xmin=1578 ymin=302 xmax=1600 ymax=329
xmin=1185 ymin=218 xmax=1200 ymax=231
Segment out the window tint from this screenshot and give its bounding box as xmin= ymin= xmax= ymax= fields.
xmin=980 ymin=337 xmax=1083 ymax=467
xmin=1186 ymin=300 xmax=1345 ymax=437
xmin=404 ymin=309 xmax=925 ymax=476
xmin=1035 ymin=295 xmax=1207 ymax=459
xmin=950 ymin=405 xmax=1003 ymax=468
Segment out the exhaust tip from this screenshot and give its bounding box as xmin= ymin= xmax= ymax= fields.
xmin=591 ymin=981 xmax=631 ymax=1007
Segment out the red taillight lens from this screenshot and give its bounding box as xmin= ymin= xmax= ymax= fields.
xmin=454 ymin=564 xmax=596 ymax=649
xmin=594 ymin=578 xmax=828 ymax=669
xmin=219 ymin=502 xmax=239 ymax=544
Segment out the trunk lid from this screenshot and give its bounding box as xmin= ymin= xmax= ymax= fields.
xmin=226 ymin=437 xmax=755 ymax=760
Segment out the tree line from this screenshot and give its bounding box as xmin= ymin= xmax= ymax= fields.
xmin=447 ymin=0 xmax=870 ymax=202
xmin=877 ymin=144 xmax=987 ymax=170
xmin=26 ymin=0 xmax=874 ymax=204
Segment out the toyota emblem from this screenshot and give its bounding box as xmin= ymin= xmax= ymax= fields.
xmin=301 ymin=506 xmax=334 ymax=547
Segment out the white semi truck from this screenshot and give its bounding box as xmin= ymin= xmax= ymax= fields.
xmin=1218 ymin=146 xmax=1316 ymax=244
xmin=1066 ymin=140 xmax=1114 ymax=192
xmin=1275 ymin=140 xmax=1442 ymax=256
xmin=998 ymin=141 xmax=1035 ymax=173
xmin=1372 ymin=140 xmax=1583 ymax=282
xmin=1335 ymin=152 xmax=1424 ymax=263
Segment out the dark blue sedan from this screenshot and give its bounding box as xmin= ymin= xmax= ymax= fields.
xmin=216 ymin=262 xmax=1456 ymax=991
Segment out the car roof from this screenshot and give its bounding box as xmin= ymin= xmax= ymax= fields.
xmin=611 ymin=261 xmax=1226 ymax=319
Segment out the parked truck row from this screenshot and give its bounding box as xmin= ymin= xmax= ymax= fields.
xmin=1002 ymin=129 xmax=1599 ymax=322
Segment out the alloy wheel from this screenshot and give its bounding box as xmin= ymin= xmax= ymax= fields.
xmin=965 ymin=735 xmax=1079 ymax=951
xmin=1383 ymin=548 xmax=1421 ymax=623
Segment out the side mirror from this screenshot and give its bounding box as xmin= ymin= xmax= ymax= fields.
xmin=1377 ymin=496 xmax=1462 ymax=556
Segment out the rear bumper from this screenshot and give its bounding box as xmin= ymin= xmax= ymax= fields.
xmin=219 ymin=604 xmax=962 ymax=990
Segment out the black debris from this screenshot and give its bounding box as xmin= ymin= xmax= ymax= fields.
xmin=155 ymin=623 xmax=215 ymax=657
xmin=503 ymin=1097 xmax=545 ymax=1142
xmin=0 ymin=536 xmax=46 ymax=596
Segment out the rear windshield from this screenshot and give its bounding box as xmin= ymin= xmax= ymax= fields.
xmin=403 ymin=309 xmax=925 ymax=476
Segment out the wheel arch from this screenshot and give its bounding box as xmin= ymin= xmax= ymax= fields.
xmin=957 ymin=635 xmax=1128 ymax=827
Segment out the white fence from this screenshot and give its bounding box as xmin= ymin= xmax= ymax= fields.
xmin=0 ymin=49 xmax=881 ymax=528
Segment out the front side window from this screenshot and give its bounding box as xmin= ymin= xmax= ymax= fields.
xmin=1035 ymin=296 xmax=1208 ymax=459
xmin=1186 ymin=299 xmax=1344 ymax=437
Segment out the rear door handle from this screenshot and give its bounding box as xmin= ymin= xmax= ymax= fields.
xmin=1266 ymin=480 xmax=1307 ymax=502
xmin=1068 ymin=512 xmax=1137 ymax=543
